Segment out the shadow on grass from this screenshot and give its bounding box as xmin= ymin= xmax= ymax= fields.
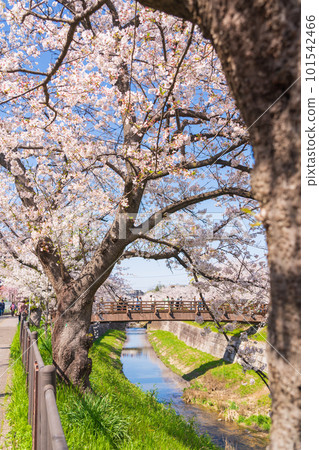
xmin=0 ymin=392 xmax=11 ymax=398
xmin=92 ymin=342 xmax=123 ymax=369
xmin=182 ymin=359 xmax=231 ymax=381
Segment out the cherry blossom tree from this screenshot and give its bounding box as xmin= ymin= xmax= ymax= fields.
xmin=0 ymin=1 xmax=263 ymax=389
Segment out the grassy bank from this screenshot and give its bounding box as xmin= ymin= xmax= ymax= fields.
xmin=148 ymin=329 xmax=271 ymax=433
xmin=5 ymin=329 xmax=32 ymax=449
xmin=5 ymin=326 xmax=218 ymax=449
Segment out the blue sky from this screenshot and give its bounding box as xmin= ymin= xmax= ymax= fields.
xmin=121 ymin=257 xmax=190 ymax=292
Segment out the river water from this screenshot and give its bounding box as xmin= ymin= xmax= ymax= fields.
xmin=120 ymin=328 xmax=268 ymax=450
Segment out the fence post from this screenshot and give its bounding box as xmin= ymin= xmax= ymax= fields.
xmin=19 ymin=317 xmax=24 ymax=345
xmin=20 ymin=320 xmax=25 ymax=364
xmin=26 ymin=332 xmax=31 ymax=380
xmin=22 ymin=322 xmax=26 ymax=367
xmin=28 ymin=331 xmax=38 ymax=424
xmin=44 ymin=385 xmax=68 ymax=450
xmin=20 ymin=320 xmax=25 ymax=363
xmin=39 ymin=365 xmax=56 ymax=450
xmin=23 ymin=321 xmax=30 ymax=368
xmin=33 ymin=362 xmax=39 ymax=450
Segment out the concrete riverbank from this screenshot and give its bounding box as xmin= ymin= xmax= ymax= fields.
xmin=148 ymin=321 xmax=268 ymax=372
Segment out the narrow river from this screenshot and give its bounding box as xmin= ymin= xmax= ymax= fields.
xmin=121 ymin=328 xmax=268 ymax=450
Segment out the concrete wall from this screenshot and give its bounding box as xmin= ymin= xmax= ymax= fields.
xmin=148 ymin=321 xmax=268 ymax=372
xmin=89 ymin=321 xmax=127 ymax=340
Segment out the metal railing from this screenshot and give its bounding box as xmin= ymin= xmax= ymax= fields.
xmin=20 ymin=319 xmax=68 ymax=450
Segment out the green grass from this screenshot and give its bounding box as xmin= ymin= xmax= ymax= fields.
xmin=55 ymin=383 xmax=130 ymax=449
xmin=248 ymin=326 xmax=268 ymax=342
xmin=87 ymin=330 xmax=217 ymax=449
xmin=6 ymin=326 xmax=218 ymax=449
xmin=228 ymin=401 xmax=239 ymax=411
xmin=5 ymin=326 xmax=32 ymax=449
xmin=148 ymin=329 xmax=271 ymax=435
xmin=148 ymin=330 xmax=264 ymax=396
xmin=183 ymin=321 xmax=247 ymax=336
xmin=238 ymin=414 xmax=271 ymax=431
xmin=149 ymin=328 xmax=226 ymax=380
xmin=257 ymin=394 xmax=272 ymax=409
xmin=183 ymin=321 xmax=268 ymax=342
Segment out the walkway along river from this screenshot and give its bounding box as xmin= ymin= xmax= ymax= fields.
xmin=121 ymin=328 xmax=268 ymax=450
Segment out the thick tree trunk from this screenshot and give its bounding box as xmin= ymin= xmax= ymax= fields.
xmin=138 ymin=1 xmax=300 ymax=448
xmin=52 ymin=285 xmax=94 ymax=389
xmin=36 ymin=182 xmax=145 ymax=387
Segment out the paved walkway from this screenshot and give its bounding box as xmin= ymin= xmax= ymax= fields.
xmin=0 ymin=315 xmax=18 ymax=446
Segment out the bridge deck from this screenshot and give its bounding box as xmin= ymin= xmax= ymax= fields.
xmin=91 ymin=300 xmax=267 ymax=323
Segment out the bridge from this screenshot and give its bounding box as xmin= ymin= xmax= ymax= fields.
xmin=91 ymin=300 xmax=268 ymax=323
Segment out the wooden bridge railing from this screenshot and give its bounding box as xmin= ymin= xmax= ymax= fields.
xmin=20 ymin=319 xmax=68 ymax=450
xmin=94 ymin=300 xmax=206 ymax=314
xmin=93 ymin=300 xmax=268 ymax=318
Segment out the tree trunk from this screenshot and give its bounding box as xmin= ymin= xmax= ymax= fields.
xmin=51 ymin=286 xmax=94 ymax=389
xmin=36 ymin=194 xmax=144 ymax=389
xmin=30 ymin=307 xmax=42 ymax=328
xmin=138 ymin=1 xmax=300 ymax=448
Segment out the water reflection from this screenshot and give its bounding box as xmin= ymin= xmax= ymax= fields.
xmin=121 ymin=328 xmax=268 ymax=450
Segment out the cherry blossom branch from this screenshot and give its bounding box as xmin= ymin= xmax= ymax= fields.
xmin=122 ymin=248 xmax=178 ymax=260
xmin=0 ymin=68 xmax=47 ymax=76
xmin=22 ymin=10 xmax=73 ymax=24
xmin=146 ymin=139 xmax=249 ymax=180
xmin=155 ymin=21 xmax=168 ymax=62
xmin=1 ymin=0 xmax=109 ymax=108
xmin=100 ymin=160 xmax=126 ymax=180
xmin=135 ymin=187 xmax=253 ymax=235
xmin=154 ymin=23 xmax=195 ymax=170
xmin=0 ymin=231 xmax=40 ymax=273
xmin=35 ymin=237 xmax=73 ymax=291
xmin=132 ymin=234 xmax=266 ymax=290
xmin=0 ymin=153 xmax=38 ymax=211
xmin=214 ymin=159 xmax=251 ymax=173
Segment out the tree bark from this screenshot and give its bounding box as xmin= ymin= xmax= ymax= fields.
xmin=138 ymin=1 xmax=301 ymax=448
xmin=30 ymin=307 xmax=42 ymax=328
xmin=52 ymin=286 xmax=94 ymax=389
